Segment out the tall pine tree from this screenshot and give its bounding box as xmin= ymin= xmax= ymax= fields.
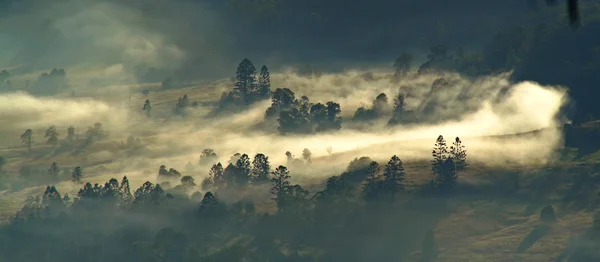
xmin=270 ymin=165 xmax=291 ymax=211
xmin=431 ymin=135 xmax=448 ymax=176
xmin=45 ymin=125 xmax=59 ymax=148
xmin=234 ymin=59 xmax=257 ymax=104
xmin=362 ymin=161 xmax=382 ymax=203
xmin=21 ymin=129 xmax=33 ymax=152
xmin=450 ymin=137 xmax=467 ymax=171
xmin=251 ymin=153 xmax=271 ymax=183
xmin=257 ymin=65 xmax=271 ymax=100
xmin=383 ymin=155 xmax=405 ymax=201
xmin=72 ymin=166 xmax=83 ymax=183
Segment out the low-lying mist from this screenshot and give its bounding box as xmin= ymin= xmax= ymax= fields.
xmin=0 ymin=70 xmax=568 ymax=194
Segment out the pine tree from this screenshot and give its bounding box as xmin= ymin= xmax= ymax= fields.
xmin=394 ymin=93 xmax=405 ymax=113
xmin=175 ymin=94 xmax=189 ymax=116
xmin=72 ymin=166 xmax=83 ymax=183
xmin=251 ymin=153 xmax=271 ymax=183
xmin=257 ymin=65 xmax=271 ymax=99
xmin=234 ymin=58 xmax=257 ymax=104
xmin=199 ymin=192 xmax=223 ymax=217
xmin=229 ymin=154 xmax=251 ymax=186
xmin=383 ymin=155 xmax=405 ymax=201
xmin=209 ymin=162 xmax=225 ymax=188
xmin=45 ymin=125 xmax=59 ymax=148
xmin=120 ymin=176 xmax=133 ymax=205
xmin=431 ymin=135 xmax=448 ymax=175
xmin=48 ymin=162 xmax=60 ymax=178
xmin=270 ymin=165 xmax=291 ymax=209
xmin=450 ymin=137 xmax=467 ymax=171
xmin=437 ymin=158 xmax=457 ymax=193
xmin=143 ymin=99 xmax=152 ymax=117
xmin=362 ymin=161 xmax=382 ymax=203
xmin=20 ymin=129 xmax=33 ymax=152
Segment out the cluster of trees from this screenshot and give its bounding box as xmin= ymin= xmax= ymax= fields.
xmin=20 ymin=123 xmax=106 ymax=152
xmin=28 ymin=68 xmax=68 ymax=95
xmin=265 ymin=88 xmax=342 ymax=134
xmin=430 ymin=135 xmax=467 ymax=193
xmin=215 ymin=59 xmax=272 ymax=114
xmin=173 ymin=94 xmax=200 ymax=117
xmin=352 ymin=93 xmax=390 ymax=121
xmin=202 ymin=152 xmax=272 ymax=190
xmin=0 ymin=134 xmax=467 ymax=261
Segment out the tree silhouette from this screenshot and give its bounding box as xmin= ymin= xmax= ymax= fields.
xmin=266 ymin=88 xmax=297 ymax=119
xmin=450 ymin=137 xmax=467 ymax=171
xmin=175 ymin=94 xmax=189 ymax=116
xmin=199 ymin=148 xmax=218 ymax=165
xmin=20 ymin=129 xmax=33 ymax=152
xmin=181 ymin=176 xmax=196 ymax=187
xmin=251 ymin=153 xmax=271 ymax=183
xmin=383 ymin=155 xmax=405 ymax=201
xmin=270 ymin=165 xmax=291 ymax=210
xmin=302 ymin=148 xmax=312 ymax=164
xmin=45 ymin=125 xmax=59 ymax=148
xmin=257 ymin=65 xmax=271 ymax=99
xmin=72 ymin=166 xmax=83 ymax=183
xmin=362 ymin=161 xmax=382 ymax=203
xmin=143 ymin=99 xmax=152 ymax=117
xmin=120 ymin=176 xmax=133 ymax=205
xmin=66 ymin=126 xmax=75 ymax=143
xmin=431 ymin=135 xmax=448 ymax=175
xmin=234 ymin=154 xmax=252 ymax=185
xmin=234 ymin=58 xmax=258 ymax=104
xmin=48 ymin=162 xmax=60 ymax=178
xmin=209 ymin=162 xmax=225 ymax=188
xmin=436 ymin=158 xmax=457 ymax=193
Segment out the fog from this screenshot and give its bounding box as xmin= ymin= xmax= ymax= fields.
xmin=0 ymin=69 xmax=568 ymax=196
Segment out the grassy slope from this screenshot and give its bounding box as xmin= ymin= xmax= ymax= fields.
xmin=1 ymin=82 xmax=600 ymax=261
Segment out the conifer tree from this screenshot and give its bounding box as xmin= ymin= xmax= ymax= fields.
xmin=431 ymin=135 xmax=448 ymax=175
xmin=270 ymin=165 xmax=291 ymax=209
xmin=363 ymin=161 xmax=382 ymax=202
xmin=209 ymin=162 xmax=225 ymax=188
xmin=251 ymin=153 xmax=271 ymax=183
xmin=383 ymin=155 xmax=405 ymax=201
xmin=229 ymin=154 xmax=251 ymax=186
xmin=143 ymin=99 xmax=152 ymax=117
xmin=437 ymin=158 xmax=457 ymax=193
xmin=72 ymin=166 xmax=83 ymax=183
xmin=175 ymin=94 xmax=189 ymax=116
xmin=48 ymin=162 xmax=60 ymax=178
xmin=257 ymin=65 xmax=271 ymax=99
xmin=120 ymin=176 xmax=133 ymax=205
xmin=450 ymin=137 xmax=467 ymax=171
xmin=45 ymin=125 xmax=59 ymax=148
xmin=21 ymin=129 xmax=33 ymax=152
xmin=234 ymin=59 xmax=257 ymax=104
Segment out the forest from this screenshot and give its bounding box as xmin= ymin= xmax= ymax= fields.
xmin=1 ymin=1 xmax=600 ymax=262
